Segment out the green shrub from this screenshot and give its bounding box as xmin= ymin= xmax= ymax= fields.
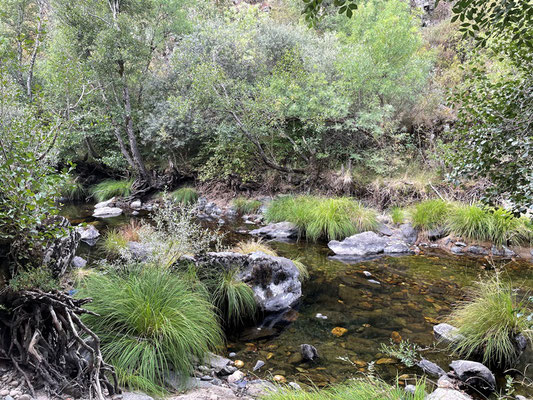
xmin=9 ymin=267 xmax=58 ymax=291
xmin=170 ymin=187 xmax=199 ymax=205
xmin=233 ymin=197 xmax=262 ymax=214
xmin=390 ymin=206 xmax=405 ymax=225
xmin=90 ymin=179 xmax=134 ymax=202
xmin=447 ymin=276 xmax=533 ymax=368
xmin=60 ymin=175 xmax=86 ymax=200
xmin=410 ymin=199 xmax=452 ymax=231
xmin=265 ymin=196 xmax=378 ymax=241
xmin=80 ymin=266 xmax=223 ymax=394
xmin=102 ymin=229 xmax=129 ymax=256
xmin=262 ymin=377 xmax=427 ymax=400
xmin=212 ymin=269 xmax=257 ymax=325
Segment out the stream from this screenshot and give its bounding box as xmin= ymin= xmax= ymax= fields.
xmin=61 ymin=203 xmax=533 ymax=397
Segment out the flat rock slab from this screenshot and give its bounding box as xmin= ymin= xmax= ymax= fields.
xmin=328 ymin=231 xmax=411 ymax=257
xmin=93 ymin=206 xmax=123 ymax=218
xmin=434 ymin=323 xmax=464 ymax=344
xmin=250 ymin=222 xmax=298 ymax=239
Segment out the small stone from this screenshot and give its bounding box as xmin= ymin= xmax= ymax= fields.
xmin=331 ymin=327 xmax=348 ymax=337
xmin=273 ymin=375 xmax=286 ymax=383
xmin=201 ymin=375 xmax=213 ymax=381
xmin=300 ymin=344 xmax=319 ymax=361
xmin=5 ymin=396 xmax=14 ymax=400
xmin=376 ymin=358 xmax=397 ymax=365
xmin=9 ymin=381 xmax=18 ymax=387
xmin=0 ymin=390 xmax=9 ymax=396
xmin=227 ymin=370 xmax=245 ymax=384
xmin=315 ymin=313 xmax=328 ymax=319
xmin=391 ymin=331 xmax=402 ymax=343
xmin=288 ymin=382 xmax=302 ymax=390
xmin=405 ymin=385 xmax=417 ymax=395
xmin=363 ymin=271 xmax=372 ymax=277
xmin=234 ymin=360 xmax=244 ymax=368
xmin=228 ymin=352 xmax=236 ymax=358
xmin=253 ymin=360 xmax=265 ymax=371
xmin=417 ymin=359 xmax=446 ymax=377
xmin=367 ymin=279 xmax=380 ymax=285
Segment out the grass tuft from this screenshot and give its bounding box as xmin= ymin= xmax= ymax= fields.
xmin=233 ymin=239 xmax=277 ymax=256
xmin=262 ymin=377 xmax=427 ymax=400
xmin=90 ymin=179 xmax=134 ymax=202
xmin=102 ymin=228 xmax=129 ymax=256
xmin=265 ymin=196 xmax=378 ymax=241
xmin=170 ymin=187 xmax=199 ymax=205
xmin=233 ymin=197 xmax=262 ymax=214
xmin=80 ymin=265 xmax=223 ymax=394
xmin=390 ymin=206 xmax=405 ymax=225
xmin=292 ymin=259 xmax=309 ymax=281
xmin=212 ymin=269 xmax=257 ymax=325
xmin=410 ymin=199 xmax=452 ymax=231
xmin=447 ymin=275 xmax=532 ymax=368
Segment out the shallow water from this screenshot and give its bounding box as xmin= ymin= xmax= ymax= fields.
xmin=62 ymin=203 xmax=533 ymax=397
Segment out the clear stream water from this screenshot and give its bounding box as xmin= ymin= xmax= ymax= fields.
xmin=60 ymin=203 xmax=533 ymax=397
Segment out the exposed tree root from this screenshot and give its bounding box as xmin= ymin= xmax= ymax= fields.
xmin=0 ymin=289 xmax=119 ymax=400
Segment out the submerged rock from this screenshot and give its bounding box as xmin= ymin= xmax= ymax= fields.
xmin=300 ymin=344 xmax=319 ymax=361
xmin=93 ymin=206 xmax=123 ymax=218
xmin=76 ymin=224 xmax=100 ymax=245
xmin=250 ymin=222 xmax=299 ymax=239
xmin=449 ymin=360 xmax=496 ymax=392
xmin=328 ymin=231 xmax=411 ymax=257
xmin=417 ymin=359 xmax=446 ymax=377
xmin=71 ymin=256 xmax=87 ymax=269
xmin=433 ymin=323 xmax=464 ymax=344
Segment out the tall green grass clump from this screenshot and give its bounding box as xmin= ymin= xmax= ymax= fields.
xmin=60 ymin=175 xmax=86 ymax=200
xmin=262 ymin=377 xmax=427 ymax=400
xmin=447 ymin=276 xmax=532 ymax=368
xmin=390 ymin=206 xmax=405 ymax=225
xmin=265 ymin=196 xmax=377 ymax=241
xmin=446 ymin=205 xmax=531 ymax=246
xmin=90 ymin=179 xmax=133 ymax=202
xmin=171 ymin=187 xmax=199 ymax=205
xmin=80 ymin=266 xmax=223 ymax=394
xmin=233 ymin=197 xmax=262 ymax=214
xmin=213 ymin=269 xmax=257 ymax=325
xmin=410 ymin=199 xmax=452 ymax=231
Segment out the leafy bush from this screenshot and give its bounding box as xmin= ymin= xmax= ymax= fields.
xmin=9 ymin=267 xmax=58 ymax=292
xmin=390 ymin=207 xmax=405 ymax=225
xmin=265 ymin=196 xmax=377 ymax=241
xmin=212 ymin=269 xmax=257 ymax=325
xmin=380 ymin=339 xmax=421 ymax=368
xmin=410 ymin=199 xmax=452 ymax=231
xmin=90 ymin=179 xmax=134 ymax=202
xmin=170 ymin=187 xmax=199 ymax=205
xmin=232 ymin=197 xmax=262 ymax=214
xmin=102 ymin=229 xmax=129 ymax=256
xmin=447 ymin=276 xmax=533 ymax=368
xmin=262 ymin=377 xmax=427 ymax=400
xmin=80 ymin=266 xmax=223 ymax=394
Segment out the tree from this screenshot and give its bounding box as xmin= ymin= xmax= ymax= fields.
xmin=51 ymin=0 xmax=189 ymax=187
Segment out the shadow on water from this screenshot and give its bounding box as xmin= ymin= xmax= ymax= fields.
xmin=61 ymin=203 xmax=533 ymax=396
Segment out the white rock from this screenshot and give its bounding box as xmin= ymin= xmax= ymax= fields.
xmin=94 ymin=197 xmax=116 ymax=209
xmin=130 ymin=199 xmax=142 ymax=209
xmin=93 ymin=206 xmax=123 ymax=218
xmin=227 ymin=370 xmax=245 ymax=384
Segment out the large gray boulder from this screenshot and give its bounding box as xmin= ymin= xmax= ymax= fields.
xmin=449 ymin=360 xmax=496 ymax=392
xmin=426 ymin=388 xmax=472 ymax=400
xmin=328 ymin=231 xmax=410 ymax=257
xmin=195 ymin=251 xmax=302 ymax=312
xmin=250 ymin=222 xmax=299 ymax=239
xmin=399 ymin=223 xmax=418 ymax=244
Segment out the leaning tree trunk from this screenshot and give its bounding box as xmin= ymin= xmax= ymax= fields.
xmin=0 ymin=289 xmax=119 ymax=400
